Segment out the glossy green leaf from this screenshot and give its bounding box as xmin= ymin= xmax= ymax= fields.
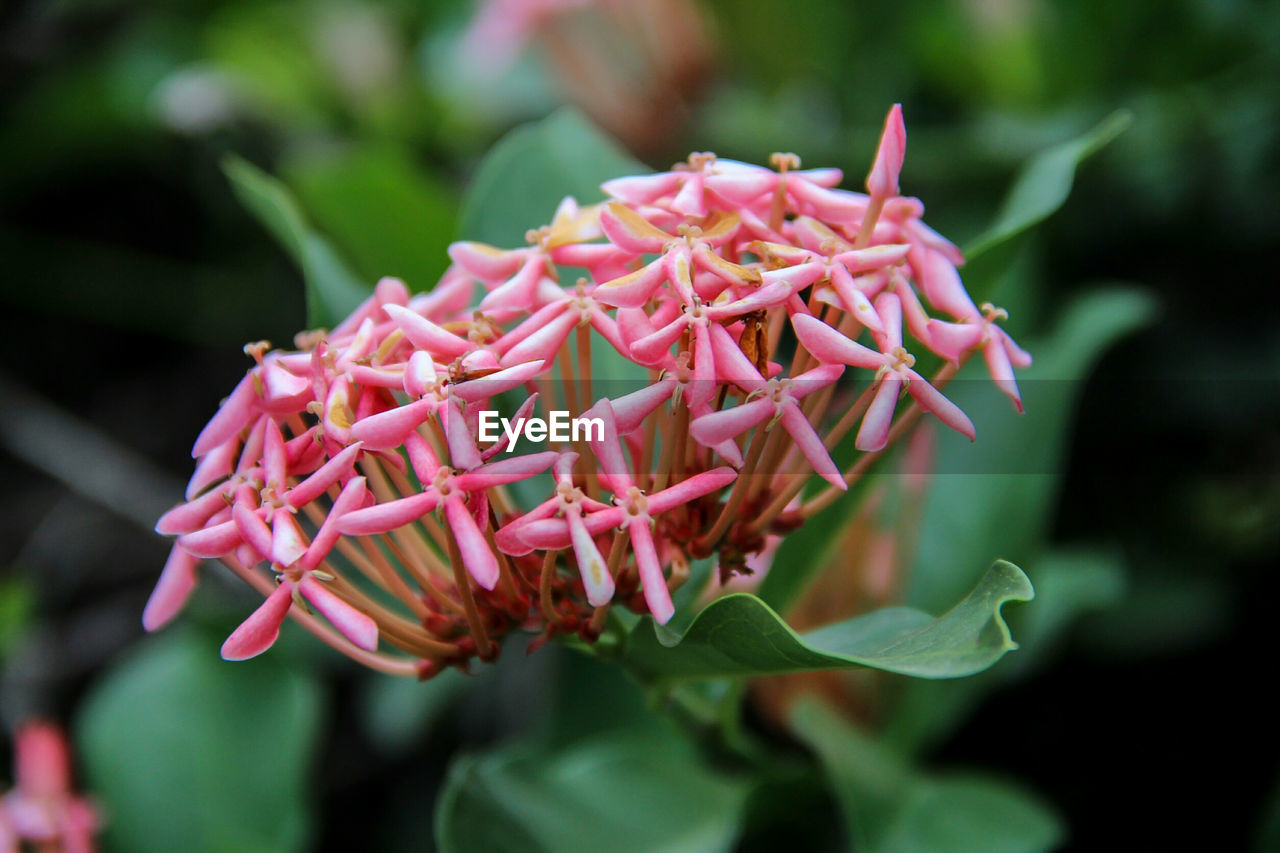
xmin=223 ymin=153 xmax=371 ymax=329
xmin=884 ymin=549 xmax=1126 ymax=755
xmin=284 ymin=143 xmax=457 ymax=293
xmin=792 ymin=699 xmax=1063 ymax=853
xmin=458 ymin=107 xmax=647 ymax=247
xmin=622 ymin=560 xmax=1032 ymax=682
xmin=965 ymin=110 xmax=1132 ymax=259
xmin=77 ymin=628 xmax=322 ymax=853
xmin=435 ymin=727 xmax=748 ymax=853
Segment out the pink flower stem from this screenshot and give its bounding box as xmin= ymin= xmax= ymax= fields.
xmin=853 ymin=196 xmax=886 ymax=249
xmin=696 ymin=423 xmax=768 ymax=552
xmin=638 ymin=370 xmax=661 ymax=490
xmin=355 ymin=534 xmax=433 ymax=620
xmin=575 ymin=323 xmax=602 ymax=501
xmin=539 ymin=549 xmax=561 ymax=626
xmin=823 ymin=381 xmax=881 ymax=450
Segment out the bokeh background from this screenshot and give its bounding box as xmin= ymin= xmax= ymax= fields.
xmin=1 ymin=0 xmax=1278 ymax=849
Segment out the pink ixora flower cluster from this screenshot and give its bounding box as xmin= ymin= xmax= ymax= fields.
xmin=1 ymin=722 xmax=98 ymax=853
xmin=148 ymin=105 xmax=1029 ymax=677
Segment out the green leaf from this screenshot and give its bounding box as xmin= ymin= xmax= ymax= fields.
xmin=283 ymin=143 xmax=458 ymax=293
xmin=965 ymin=110 xmax=1132 ymax=260
xmin=622 ymin=560 xmax=1032 ymax=682
xmin=791 ymin=699 xmax=1063 ymax=853
xmin=883 ymin=549 xmax=1126 ymax=755
xmin=77 ymin=628 xmax=323 ymax=853
xmin=222 ymin=153 xmax=371 ymax=329
xmin=458 ymin=107 xmax=647 ymax=247
xmin=435 ymin=727 xmax=748 ymax=853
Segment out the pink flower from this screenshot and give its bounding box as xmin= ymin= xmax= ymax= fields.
xmin=506 ymin=401 xmax=736 ymax=623
xmin=792 ymin=296 xmax=975 ymax=451
xmin=1 ymin=722 xmax=98 ymax=852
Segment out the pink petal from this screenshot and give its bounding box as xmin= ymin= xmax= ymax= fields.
xmin=270 ymin=511 xmax=308 ymax=567
xmin=582 ymin=401 xmax=633 ymax=489
xmin=262 ymin=418 xmax=287 ymax=488
xmin=671 ymin=172 xmax=706 ymax=217
xmin=178 ymin=519 xmax=242 ymax=558
xmin=142 ymin=544 xmax=199 ymax=631
xmin=348 ymin=364 xmax=405 ymax=388
xmin=689 ymin=397 xmax=774 ymax=446
xmin=833 ymin=243 xmax=912 ymax=272
xmin=445 ymin=398 xmax=482 ymax=471
xmin=791 ymin=363 xmax=846 ymax=398
xmin=501 ymin=308 xmax=579 ymax=366
xmin=479 ymin=255 xmax=545 ymax=313
xmin=568 ymin=510 xmax=614 ymax=607
xmin=925 ymin=319 xmax=985 ymax=361
xmin=518 ymin=508 xmax=624 ymax=549
xmin=610 ymin=380 xmax=676 ymax=434
xmin=232 ymin=503 xmax=273 ymax=557
xmin=895 ymin=278 xmax=935 ymax=346
xmin=494 ymin=500 xmax=558 ymax=555
xmin=300 ymin=476 xmax=368 ymax=570
xmin=829 ymin=265 xmax=884 ymax=334
xmin=791 ymin=313 xmax=883 ymax=369
xmin=866 ymin=103 xmax=906 ymax=198
xmin=14 ymin=721 xmax=72 ymax=797
xmin=687 ymin=321 xmax=716 ymax=409
xmin=404 ymin=431 xmax=441 ymax=482
xmin=856 ymin=377 xmax=902 ymax=452
xmin=337 ymin=490 xmax=440 ymax=536
xmin=780 ymin=403 xmax=845 ymax=489
xmin=788 ymin=179 xmax=864 ymax=223
xmin=646 ymin=467 xmax=737 ymax=514
xmin=983 ymin=337 xmax=1024 ymax=413
xmin=444 ymin=495 xmax=499 ymax=590
xmin=906 ymin=369 xmax=976 ymax=439
xmin=706 ymin=323 xmax=767 ymax=389
xmin=192 ymin=372 xmax=257 ymax=458
xmin=186 ymin=438 xmax=237 ymax=499
xmin=298 ymin=575 xmax=378 ymax=651
xmin=704 ymin=169 xmax=777 ymax=205
xmin=873 ymin=292 xmax=904 ymax=351
xmin=221 ymin=582 xmax=293 ymax=661
xmin=629 ymin=521 xmax=674 ymax=624
xmin=350 ymin=398 xmax=435 ymax=450
xmin=593 ymin=257 xmax=668 ymax=308
xmin=600 ymin=201 xmax=671 ymax=253
xmin=630 ymin=314 xmax=689 ymax=364
xmin=601 ymin=172 xmax=683 ymax=207
xmin=1002 ymin=329 xmax=1034 ymax=368
xmin=448 ymin=241 xmax=526 ymax=281
xmin=384 ymin=304 xmax=472 ymax=358
xmin=156 ymin=487 xmax=231 ymax=536
xmin=911 ymin=246 xmax=978 ymax=320
xmin=456 ymin=451 xmax=558 ymax=490
xmin=403 ymin=350 xmax=440 ymax=397
xmin=284 ymin=440 xmax=365 ymax=507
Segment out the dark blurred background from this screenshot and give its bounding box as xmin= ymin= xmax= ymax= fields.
xmin=1 ymin=0 xmax=1278 ymax=849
